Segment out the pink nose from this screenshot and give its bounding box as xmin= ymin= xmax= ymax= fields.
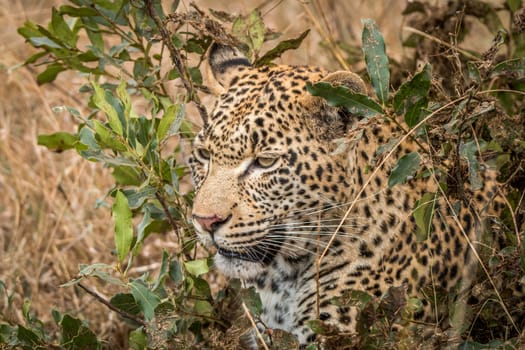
xmin=193 ymin=214 xmax=228 ymax=232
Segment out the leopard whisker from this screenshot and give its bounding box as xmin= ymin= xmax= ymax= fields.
xmin=269 ymin=230 xmax=363 ymax=239
xmin=259 ymin=239 xmax=329 ymax=258
xmin=264 ymin=235 xmax=343 ymax=255
xmin=269 ymin=223 xmax=368 ymax=230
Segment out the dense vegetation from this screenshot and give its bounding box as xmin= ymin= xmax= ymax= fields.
xmin=1 ymin=0 xmax=524 ymax=348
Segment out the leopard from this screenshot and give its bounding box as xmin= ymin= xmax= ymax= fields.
xmin=188 ymin=43 xmax=509 ymax=346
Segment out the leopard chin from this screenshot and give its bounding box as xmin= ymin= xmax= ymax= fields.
xmin=213 ymin=253 xmax=266 ymax=280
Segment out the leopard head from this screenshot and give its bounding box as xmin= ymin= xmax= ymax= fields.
xmin=189 ymin=44 xmax=366 ymax=279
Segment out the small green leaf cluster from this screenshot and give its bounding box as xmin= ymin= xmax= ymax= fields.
xmin=18 ymin=0 xmax=170 ymax=88
xmin=7 ymin=1 xmax=313 ymax=349
xmin=0 ymin=296 xmax=99 ymax=350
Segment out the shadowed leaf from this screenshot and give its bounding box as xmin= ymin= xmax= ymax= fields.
xmin=37 ymin=132 xmax=79 ymax=152
xmin=113 ymin=191 xmax=133 ymax=262
xmin=388 ymin=152 xmax=420 ymax=188
xmin=307 ymin=82 xmax=384 ymax=118
xmin=413 ymin=192 xmax=437 ymax=241
xmin=184 ymin=258 xmax=209 ymax=277
xmin=129 ymin=280 xmax=161 ymax=321
xmin=59 ymin=314 xmax=99 ymax=349
xmin=361 ymin=19 xmax=390 ymax=104
xmin=255 ymin=30 xmax=310 ymax=67
xmin=393 ymin=63 xmax=431 ymax=127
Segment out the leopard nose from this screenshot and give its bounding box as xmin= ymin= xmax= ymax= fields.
xmin=193 ymin=214 xmax=230 ymax=233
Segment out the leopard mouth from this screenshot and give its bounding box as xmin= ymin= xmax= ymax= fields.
xmin=217 ymin=241 xmax=280 ymax=264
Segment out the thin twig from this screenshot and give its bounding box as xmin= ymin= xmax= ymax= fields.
xmin=301 ymin=2 xmax=349 ymax=70
xmin=242 ymin=302 xmax=269 ymax=350
xmin=144 ymin=0 xmax=209 ymax=124
xmin=429 ymin=171 xmax=519 ymax=333
xmin=317 ymin=96 xmax=468 ymax=264
xmin=403 ymin=26 xmax=482 ymax=62
xmin=78 ymin=283 xmax=146 ymax=327
xmin=154 ymin=191 xmax=193 ymax=261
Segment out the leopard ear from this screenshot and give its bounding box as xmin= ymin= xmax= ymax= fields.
xmin=302 ymin=70 xmax=366 ymax=111
xmin=207 ymin=43 xmax=251 ymax=89
xmin=320 ymin=71 xmax=366 ymax=94
xmin=301 ymin=71 xmax=367 ymax=140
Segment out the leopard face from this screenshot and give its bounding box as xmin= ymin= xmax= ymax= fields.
xmin=189 ymin=44 xmax=503 ymax=344
xmin=189 ymin=46 xmax=361 ymax=280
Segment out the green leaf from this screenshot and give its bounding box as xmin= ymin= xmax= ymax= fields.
xmin=188 ymin=67 xmax=202 ymax=85
xmin=508 ymin=0 xmax=522 ymax=12
xmin=82 ymin=17 xmax=104 ymax=51
xmin=232 ymin=16 xmax=247 ymax=45
xmin=194 ymin=300 xmax=213 ymax=317
xmin=28 ymin=36 xmax=63 ymax=49
xmin=92 ymin=120 xmax=126 ymax=151
xmin=112 ymin=166 xmax=142 ymax=186
xmin=307 ymin=82 xmax=384 ymax=118
xmin=24 ymin=51 xmax=47 ymax=65
xmin=133 ymin=58 xmax=148 ymax=79
xmin=129 ymin=280 xmax=161 ymax=321
xmin=393 ymin=63 xmax=432 ymax=127
xmin=59 ymin=5 xmax=98 ymax=17
xmin=0 ymin=324 xmax=16 ymax=345
xmin=113 ymin=191 xmax=133 ymax=262
xmin=123 ymin=186 xmax=157 ymax=209
xmin=184 ymin=38 xmax=207 ymax=54
xmin=60 ymin=314 xmax=99 ymax=349
xmin=459 ymin=140 xmax=487 ymax=191
xmin=37 ymin=131 xmax=78 ymax=152
xmin=248 ymin=9 xmax=264 ymax=51
xmin=17 ymin=20 xmax=41 ymax=40
xmin=169 ymin=259 xmax=184 ymax=285
xmin=91 ymin=81 xmax=123 ymax=136
xmin=413 ymin=192 xmax=437 ymax=241
xmin=36 ymin=63 xmax=67 ymax=84
xmin=153 ymin=250 xmax=170 ymax=291
xmin=77 ymin=263 xmax=123 ymax=286
xmin=255 ymin=30 xmax=310 ymax=67
xmin=110 ymin=293 xmax=141 ymax=315
xmin=50 ymin=7 xmax=77 ymax=47
xmin=388 ymin=152 xmax=420 ymax=188
xmin=240 ymin=286 xmax=263 ymax=316
xmin=361 ymin=19 xmax=390 ymax=104
xmin=17 ymin=325 xmax=43 ymax=347
xmin=184 ymin=258 xmax=209 ymax=277
xmin=157 ymin=104 xmax=183 ymax=140
xmin=192 ymin=276 xmax=212 ymax=298
xmin=129 ymin=327 xmax=147 ymax=350
xmin=491 ymin=57 xmax=525 ymax=80
xmin=116 ymin=79 xmax=137 ymax=121
xmin=467 ymin=62 xmax=481 ymax=84
xmin=404 ymin=97 xmax=429 ymax=128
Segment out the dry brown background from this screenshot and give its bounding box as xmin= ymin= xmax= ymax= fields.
xmin=0 ymin=0 xmax=507 ymax=348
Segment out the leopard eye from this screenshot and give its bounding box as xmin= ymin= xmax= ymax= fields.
xmin=195 ymin=148 xmax=211 ymax=162
xmin=254 ymin=156 xmax=278 ymax=168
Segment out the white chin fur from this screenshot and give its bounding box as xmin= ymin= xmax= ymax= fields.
xmin=214 ymin=253 xmax=265 ymax=280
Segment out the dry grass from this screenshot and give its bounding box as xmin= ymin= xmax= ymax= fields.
xmin=1 ymin=0 xmax=512 ymax=348
xmin=0 ymin=0 xmax=132 ymax=346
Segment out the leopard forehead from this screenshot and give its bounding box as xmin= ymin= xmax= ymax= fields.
xmin=195 ymin=65 xmax=327 ymax=161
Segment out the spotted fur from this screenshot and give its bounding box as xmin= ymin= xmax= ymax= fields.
xmin=189 ymin=44 xmax=504 ymax=344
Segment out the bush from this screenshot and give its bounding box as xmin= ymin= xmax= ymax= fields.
xmin=2 ymin=0 xmax=524 ymax=349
